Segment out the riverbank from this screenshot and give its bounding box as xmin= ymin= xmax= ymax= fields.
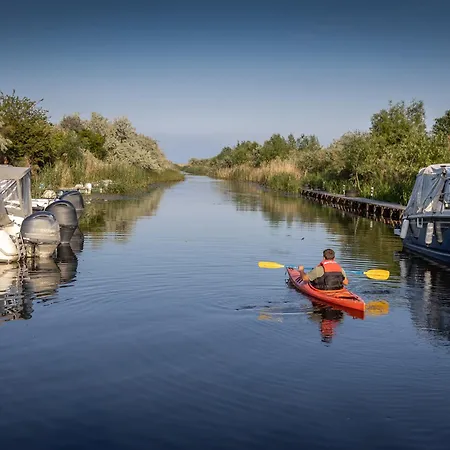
xmin=1 ymin=91 xmax=184 ymax=197
xmin=32 ymin=157 xmax=184 ymax=197
xmin=183 ymin=100 xmax=450 ymax=205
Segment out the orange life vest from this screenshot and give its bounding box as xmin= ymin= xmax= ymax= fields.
xmin=311 ymin=259 xmax=345 ymax=290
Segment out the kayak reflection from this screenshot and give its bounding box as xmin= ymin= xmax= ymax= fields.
xmin=308 ymin=300 xmax=347 ymax=344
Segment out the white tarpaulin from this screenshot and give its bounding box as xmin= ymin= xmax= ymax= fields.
xmin=0 ymin=166 xmax=32 ymax=218
xmin=404 ymin=164 xmax=450 ymax=216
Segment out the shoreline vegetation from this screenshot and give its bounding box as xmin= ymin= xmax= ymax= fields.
xmin=182 ymin=100 xmax=450 ymax=205
xmin=0 ymin=90 xmax=184 ymax=197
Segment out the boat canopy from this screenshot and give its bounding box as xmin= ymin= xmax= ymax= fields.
xmin=0 ymin=166 xmax=32 ymax=218
xmin=404 ymin=164 xmax=450 ymax=216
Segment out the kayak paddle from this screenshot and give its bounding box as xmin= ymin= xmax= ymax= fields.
xmin=257 ymin=261 xmax=390 ymax=281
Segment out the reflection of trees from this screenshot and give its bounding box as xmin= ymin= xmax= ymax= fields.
xmin=400 ymin=252 xmax=450 ymax=344
xmin=79 ymin=188 xmax=167 ymax=244
xmin=216 ymin=181 xmax=402 ymax=274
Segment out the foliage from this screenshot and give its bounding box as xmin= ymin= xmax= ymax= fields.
xmin=432 ymin=110 xmax=450 ymax=137
xmin=0 ymin=90 xmax=182 ymax=195
xmin=185 ymin=100 xmax=450 ymax=204
xmin=0 ymin=90 xmax=53 ymax=167
xmin=0 ymin=112 xmax=11 ymax=153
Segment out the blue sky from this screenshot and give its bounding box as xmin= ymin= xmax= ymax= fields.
xmin=1 ymin=0 xmax=449 ymax=162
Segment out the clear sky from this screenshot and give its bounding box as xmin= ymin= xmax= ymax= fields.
xmin=2 ymin=0 xmax=449 ymax=162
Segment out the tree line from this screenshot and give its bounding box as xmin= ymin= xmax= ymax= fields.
xmin=0 ymin=90 xmax=181 ymax=194
xmin=0 ymin=90 xmax=172 ymax=172
xmin=186 ymin=100 xmax=450 ymax=204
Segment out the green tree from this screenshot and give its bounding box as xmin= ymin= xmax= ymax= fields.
xmin=0 ymin=113 xmax=11 ymax=154
xmin=50 ymin=129 xmax=84 ymax=164
xmin=78 ymin=129 xmax=107 ymax=160
xmin=370 ymin=100 xmax=426 ymax=146
xmin=432 ymin=110 xmax=450 ymax=137
xmin=60 ymin=113 xmax=84 ymax=132
xmin=296 ymin=134 xmax=321 ymax=152
xmin=0 ymin=90 xmax=54 ymax=166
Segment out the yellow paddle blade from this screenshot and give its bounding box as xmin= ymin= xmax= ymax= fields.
xmin=363 ymin=269 xmax=390 ymax=280
xmin=258 ymin=261 xmax=286 ymax=269
xmin=366 ymin=300 xmax=389 ymax=316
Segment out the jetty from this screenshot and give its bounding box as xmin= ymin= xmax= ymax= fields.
xmin=299 ymin=189 xmax=405 ymax=227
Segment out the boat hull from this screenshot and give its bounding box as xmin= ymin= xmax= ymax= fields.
xmin=286 ymin=268 xmax=365 ymax=312
xmin=401 ymin=217 xmax=450 ymax=264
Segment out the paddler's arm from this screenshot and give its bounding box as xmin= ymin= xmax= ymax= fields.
xmin=342 ymin=268 xmax=349 ymax=285
xmin=298 ymin=266 xmax=321 ymax=282
xmin=298 ymin=266 xmax=309 ymax=281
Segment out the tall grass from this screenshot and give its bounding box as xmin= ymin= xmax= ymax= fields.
xmin=32 ymin=151 xmax=184 ymax=196
xmin=197 ymin=160 xmax=303 ymax=194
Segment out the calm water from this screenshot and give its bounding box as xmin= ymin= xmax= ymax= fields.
xmin=1 ymin=175 xmax=450 ymax=449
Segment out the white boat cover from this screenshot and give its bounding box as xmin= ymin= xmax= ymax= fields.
xmin=404 ymin=164 xmax=450 ymax=216
xmin=0 ymin=166 xmax=32 ymax=218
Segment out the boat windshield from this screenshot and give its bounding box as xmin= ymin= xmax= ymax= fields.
xmin=0 ymin=168 xmax=33 ymax=218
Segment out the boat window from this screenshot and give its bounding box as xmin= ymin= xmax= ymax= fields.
xmin=0 ymin=179 xmax=24 ymax=217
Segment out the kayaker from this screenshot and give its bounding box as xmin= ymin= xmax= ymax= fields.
xmin=298 ymin=248 xmax=348 ymax=290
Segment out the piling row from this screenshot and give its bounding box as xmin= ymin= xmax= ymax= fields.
xmin=299 ymin=189 xmax=405 ymax=228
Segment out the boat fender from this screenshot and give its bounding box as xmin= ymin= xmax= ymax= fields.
xmin=425 ymin=222 xmax=434 ymax=245
xmin=436 ymin=222 xmax=443 ymax=243
xmin=0 ymin=230 xmax=19 ymax=262
xmin=400 ymin=219 xmax=409 ymax=239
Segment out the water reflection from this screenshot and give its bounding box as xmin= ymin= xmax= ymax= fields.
xmin=258 ymin=282 xmax=365 ymax=345
xmin=79 ymin=187 xmax=167 ymax=241
xmin=1 ymin=187 xmax=169 ymax=326
xmin=0 ymin=236 xmax=80 ymax=325
xmin=399 ymin=251 xmax=450 ymax=345
xmin=308 ymin=302 xmax=346 ymax=345
xmin=217 ymin=181 xmax=402 ymax=274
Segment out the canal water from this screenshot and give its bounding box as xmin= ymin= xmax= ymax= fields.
xmin=1 ymin=175 xmax=450 ymax=449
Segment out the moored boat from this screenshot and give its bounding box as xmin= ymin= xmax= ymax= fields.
xmin=399 ymin=164 xmax=450 ymax=264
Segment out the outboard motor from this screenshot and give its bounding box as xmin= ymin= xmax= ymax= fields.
xmin=20 ymin=211 xmax=61 ymax=258
xmin=59 ymin=190 xmax=85 ymax=219
xmin=45 ymin=200 xmax=78 ymax=244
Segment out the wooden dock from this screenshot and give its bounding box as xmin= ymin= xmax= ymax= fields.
xmin=299 ymin=189 xmax=405 ymax=227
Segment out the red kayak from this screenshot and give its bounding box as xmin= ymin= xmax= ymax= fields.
xmin=286 ymin=268 xmax=365 ymax=312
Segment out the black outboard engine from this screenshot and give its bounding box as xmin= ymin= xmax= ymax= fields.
xmin=20 ymin=211 xmax=61 ymax=258
xmin=45 ymin=200 xmax=78 ymax=244
xmin=59 ymin=190 xmax=85 ymax=219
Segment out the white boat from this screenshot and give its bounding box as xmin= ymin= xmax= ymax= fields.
xmin=0 ymin=166 xmax=83 ymax=263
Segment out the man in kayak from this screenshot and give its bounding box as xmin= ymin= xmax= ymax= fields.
xmin=298 ymin=248 xmax=348 ymax=290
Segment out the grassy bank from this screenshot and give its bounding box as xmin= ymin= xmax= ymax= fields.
xmin=32 ymin=152 xmax=184 ymax=197
xmin=184 ymin=160 xmax=302 ymax=194
xmin=184 ymin=100 xmax=450 ymax=205
xmin=1 ymin=91 xmax=184 ymax=197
